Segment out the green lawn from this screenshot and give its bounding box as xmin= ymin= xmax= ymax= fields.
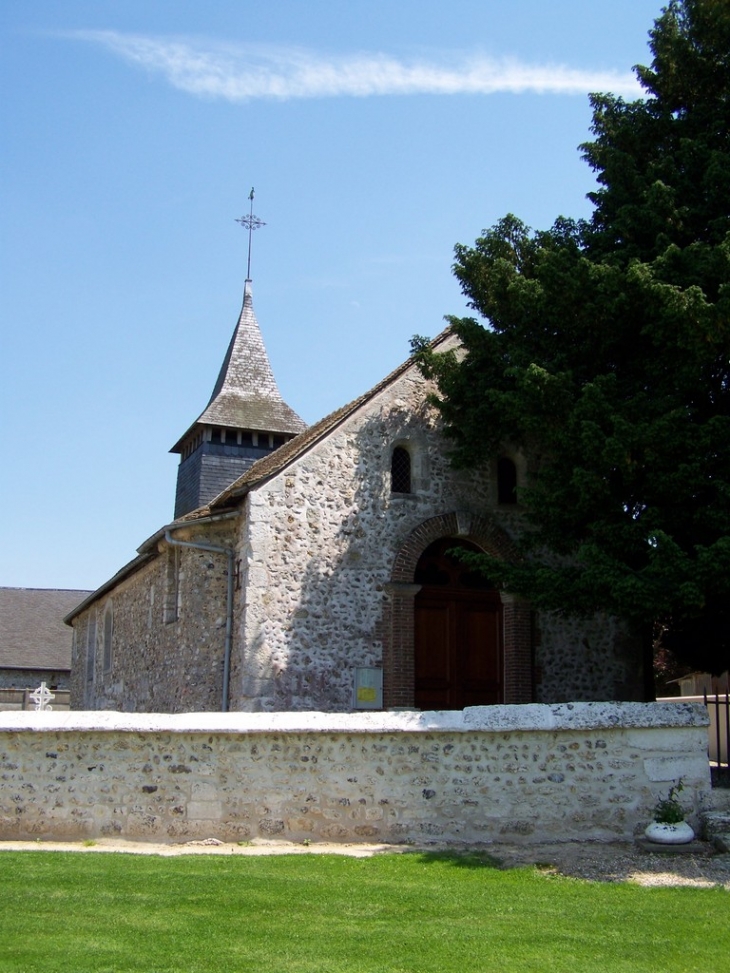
xmin=0 ymin=850 xmax=726 ymax=973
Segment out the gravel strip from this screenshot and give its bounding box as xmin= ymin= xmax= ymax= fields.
xmin=487 ymin=839 xmax=730 ymax=887
xmin=2 ymin=837 xmax=729 ymax=887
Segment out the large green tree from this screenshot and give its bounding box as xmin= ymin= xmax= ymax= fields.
xmin=414 ymin=0 xmax=730 ymax=688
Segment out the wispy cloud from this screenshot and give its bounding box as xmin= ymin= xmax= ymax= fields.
xmin=67 ymin=30 xmax=641 ymax=101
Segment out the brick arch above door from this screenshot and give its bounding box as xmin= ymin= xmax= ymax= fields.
xmin=383 ymin=511 xmax=533 ymax=709
xmin=391 ymin=511 xmax=520 ymax=583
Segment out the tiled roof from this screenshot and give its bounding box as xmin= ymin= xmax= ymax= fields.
xmin=171 ymin=280 xmax=306 ymax=451
xmin=211 ymin=328 xmax=454 ymax=507
xmin=0 ymin=588 xmax=92 ymax=670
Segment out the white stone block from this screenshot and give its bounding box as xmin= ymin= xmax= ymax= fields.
xmin=186 ymin=801 xmax=223 ymax=821
xmin=624 ymin=727 xmax=708 ymax=753
xmin=643 ymin=755 xmax=709 ymax=782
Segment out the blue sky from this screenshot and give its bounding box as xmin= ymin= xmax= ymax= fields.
xmin=1 ymin=0 xmax=665 ymax=591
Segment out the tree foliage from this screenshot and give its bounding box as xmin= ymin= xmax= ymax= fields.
xmin=414 ymin=0 xmax=730 ymax=676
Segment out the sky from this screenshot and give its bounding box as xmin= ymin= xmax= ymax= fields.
xmin=1 ymin=0 xmax=666 ymax=593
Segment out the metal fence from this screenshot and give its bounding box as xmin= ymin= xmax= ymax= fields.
xmin=704 ymin=691 xmax=730 ymax=787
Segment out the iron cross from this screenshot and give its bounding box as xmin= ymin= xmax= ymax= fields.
xmin=235 ymin=188 xmax=266 ymax=280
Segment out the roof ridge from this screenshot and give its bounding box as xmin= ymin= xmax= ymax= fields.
xmin=210 ymin=327 xmax=455 ymax=506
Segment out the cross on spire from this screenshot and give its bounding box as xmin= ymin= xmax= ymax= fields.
xmin=235 ymin=187 xmax=266 ymax=280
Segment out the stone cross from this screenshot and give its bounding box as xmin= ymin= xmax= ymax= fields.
xmin=29 ymin=681 xmax=55 ymax=711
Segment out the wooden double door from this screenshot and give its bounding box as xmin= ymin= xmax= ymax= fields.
xmin=414 ymin=539 xmax=503 ymax=710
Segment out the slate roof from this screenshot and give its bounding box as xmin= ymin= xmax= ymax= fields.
xmin=0 ymin=588 xmax=92 ymax=670
xmin=170 ymin=280 xmax=306 ymax=452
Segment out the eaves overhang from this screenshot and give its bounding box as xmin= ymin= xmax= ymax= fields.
xmin=63 ymin=509 xmax=242 ymax=625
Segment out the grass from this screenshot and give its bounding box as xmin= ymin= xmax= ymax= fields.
xmin=0 ymin=850 xmax=727 ymax=973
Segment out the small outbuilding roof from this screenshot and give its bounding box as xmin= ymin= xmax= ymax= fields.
xmin=0 ymin=587 xmax=92 ymax=670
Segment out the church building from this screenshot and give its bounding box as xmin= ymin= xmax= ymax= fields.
xmin=66 ymin=250 xmax=644 ymax=712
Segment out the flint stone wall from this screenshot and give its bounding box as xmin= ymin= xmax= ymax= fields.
xmin=69 ymin=345 xmax=644 ymax=714
xmin=0 ymin=669 xmax=70 ymax=692
xmin=0 ymin=702 xmax=709 ymax=845
xmin=69 ymin=521 xmax=235 ymax=713
xmin=234 ymin=368 xmax=492 ymax=711
xmin=234 ymin=356 xmax=642 ymax=711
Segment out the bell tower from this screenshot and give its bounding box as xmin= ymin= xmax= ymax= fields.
xmin=170 ymin=193 xmax=306 ymax=517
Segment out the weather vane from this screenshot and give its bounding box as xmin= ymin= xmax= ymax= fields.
xmin=235 ymin=188 xmax=266 ymax=280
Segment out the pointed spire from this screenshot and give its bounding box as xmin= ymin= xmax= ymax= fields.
xmin=198 ymin=278 xmax=306 ymax=435
xmin=170 ymin=198 xmax=306 ymax=517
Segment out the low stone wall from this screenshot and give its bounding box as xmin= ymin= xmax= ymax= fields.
xmin=658 ymin=695 xmax=728 ymax=764
xmin=0 ymin=703 xmax=710 ymax=845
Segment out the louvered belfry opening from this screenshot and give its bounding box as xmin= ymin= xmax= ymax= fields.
xmin=170 ymin=278 xmax=306 ymax=517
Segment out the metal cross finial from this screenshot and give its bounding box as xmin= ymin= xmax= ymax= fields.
xmin=235 ymin=187 xmax=266 ymax=280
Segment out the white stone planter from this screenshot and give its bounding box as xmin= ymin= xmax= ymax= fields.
xmin=644 ymin=820 xmax=695 ymax=844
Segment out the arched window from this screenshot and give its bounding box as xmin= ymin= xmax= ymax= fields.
xmin=391 ymin=446 xmax=411 ymax=494
xmin=497 ymin=457 xmax=517 ymax=504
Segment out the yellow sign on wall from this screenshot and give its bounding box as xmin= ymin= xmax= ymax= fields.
xmin=353 ymin=667 xmax=383 ymax=709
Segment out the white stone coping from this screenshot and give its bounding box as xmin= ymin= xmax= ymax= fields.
xmin=0 ymin=701 xmax=708 ymax=735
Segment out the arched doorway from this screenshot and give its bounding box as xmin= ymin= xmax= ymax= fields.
xmin=414 ymin=538 xmax=503 ymax=709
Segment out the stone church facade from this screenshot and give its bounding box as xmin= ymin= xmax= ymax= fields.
xmin=66 ymin=275 xmax=643 ymax=713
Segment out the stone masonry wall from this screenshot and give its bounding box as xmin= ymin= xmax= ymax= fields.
xmin=534 ymin=613 xmax=644 ymax=704
xmin=233 ymin=358 xmax=642 ymax=711
xmin=68 ymin=349 xmax=645 ymax=714
xmin=69 ymin=520 xmax=236 ymax=714
xmin=235 ymin=370 xmax=487 ymax=710
xmin=0 ymin=703 xmax=710 ymax=845
xmin=0 ymin=669 xmax=69 ymax=691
